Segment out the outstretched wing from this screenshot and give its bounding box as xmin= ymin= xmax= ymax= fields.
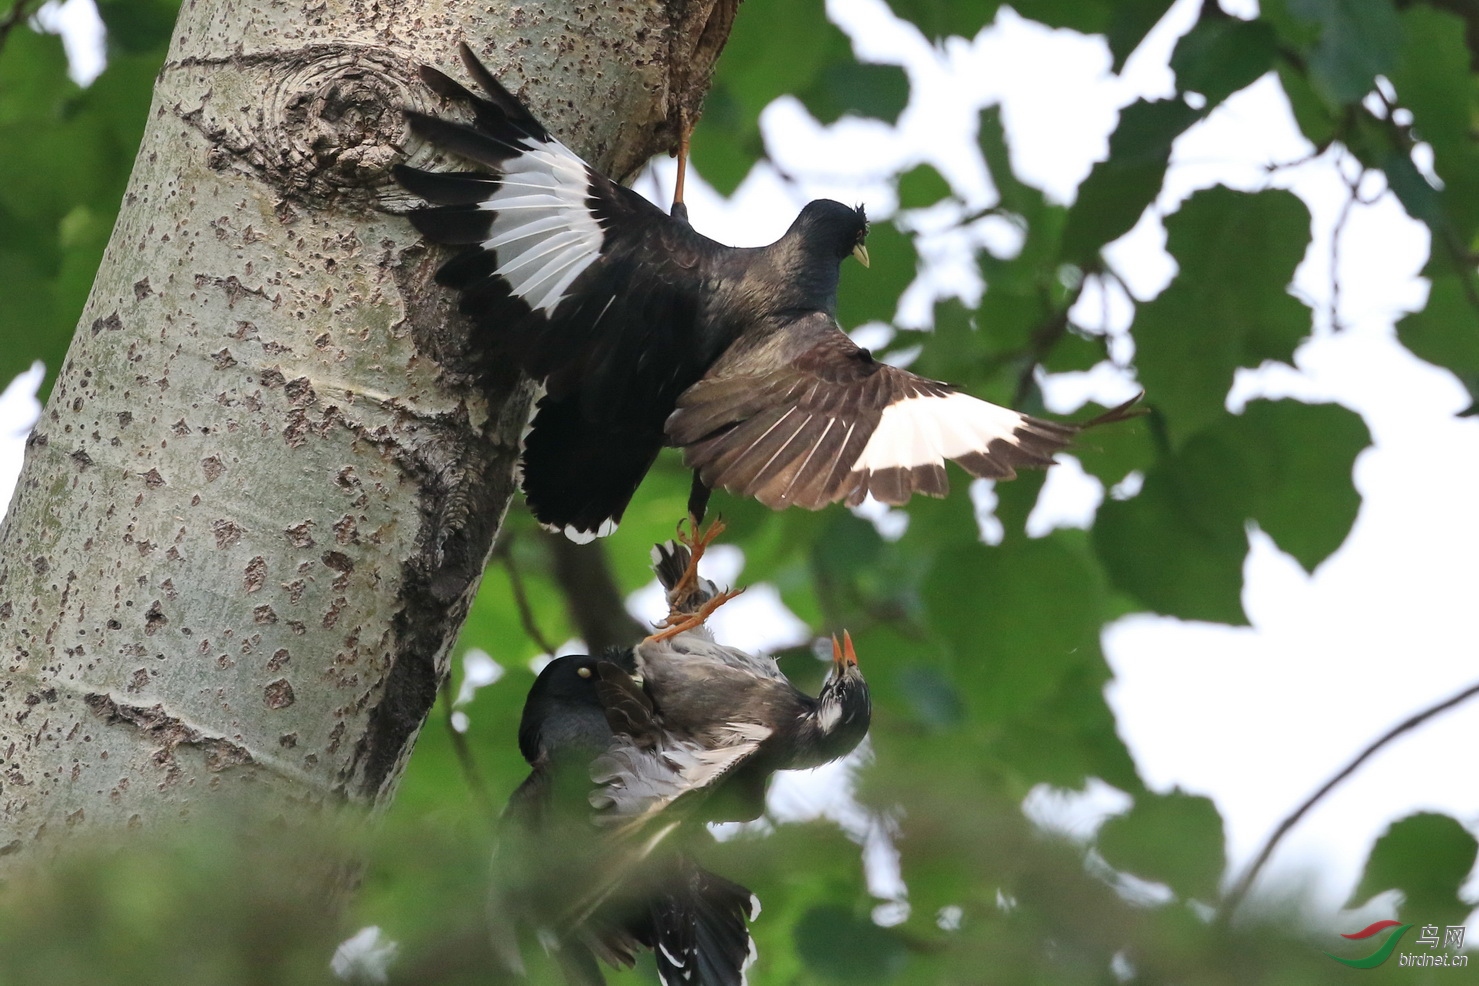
xmin=396 ymin=45 xmax=721 ymax=405
xmin=395 ymin=45 xmax=734 ymax=539
xmin=667 ymin=311 xmax=1098 ymax=510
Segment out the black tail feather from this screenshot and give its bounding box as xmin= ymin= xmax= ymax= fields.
xmin=521 ymin=393 xmax=662 ymax=538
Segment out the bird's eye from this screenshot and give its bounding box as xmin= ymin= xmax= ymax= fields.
xmin=577 ymin=666 xmax=593 ymax=679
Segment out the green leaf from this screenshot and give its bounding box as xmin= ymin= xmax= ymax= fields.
xmin=795 ymin=905 xmax=910 ymax=982
xmin=894 ymin=664 xmax=965 ymax=731
xmin=924 ymin=534 xmax=1108 ymax=723
xmin=1240 ymin=400 xmax=1369 ymax=571
xmin=1274 ymin=61 xmax=1339 ymax=148
xmin=1397 ymin=275 xmax=1479 ymax=376
xmin=1093 ymin=448 xmax=1251 ymax=625
xmin=883 ymin=0 xmax=1000 ymax=41
xmin=1069 ymin=396 xmax=1159 ymax=488
xmin=1094 ymin=400 xmax=1369 ymax=623
xmin=1103 ymin=0 xmax=1180 ymax=74
xmin=802 ymin=61 xmax=910 ymax=127
xmin=1390 ymin=6 xmax=1479 ymax=244
xmin=1060 ymin=99 xmax=1201 ymax=264
xmin=1097 ymin=790 xmax=1227 ymax=901
xmin=1351 ymin=812 xmax=1478 ymax=927
xmin=896 ymin=163 xmax=952 ymax=211
xmin=1171 ymin=16 xmax=1278 ymax=106
xmin=95 ymin=0 xmax=180 ymax=54
xmin=1041 ymin=329 xmax=1109 ymax=373
xmin=901 ymin=297 xmax=1035 ymax=397
xmin=696 ymin=0 xmax=906 ymax=194
xmin=0 ymin=21 xmax=175 ymax=397
xmin=695 ymin=0 xmax=840 ymax=193
xmin=1268 ymin=0 xmax=1401 ymax=108
xmin=1132 ymin=187 xmax=1312 ymax=447
xmin=1381 ymin=146 xmax=1445 ymax=229
xmin=978 ymin=105 xmax=1047 ymax=219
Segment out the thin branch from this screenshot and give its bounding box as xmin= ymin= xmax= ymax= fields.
xmin=543 ymin=530 xmax=647 ymax=653
xmin=438 ymin=674 xmax=499 ymax=825
xmin=1011 ymin=268 xmax=1093 ymax=408
xmin=493 ymin=532 xmax=560 ymax=656
xmin=1326 ymin=164 xmax=1361 ymax=334
xmin=0 ymin=0 xmax=42 ymax=56
xmin=1217 ymin=678 xmax=1479 ymax=924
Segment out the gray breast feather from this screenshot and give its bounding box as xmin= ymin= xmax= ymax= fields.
xmin=635 ymin=633 xmax=785 ymax=682
xmin=588 ymin=721 xmax=772 ymax=821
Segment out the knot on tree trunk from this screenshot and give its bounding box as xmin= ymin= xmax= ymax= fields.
xmin=181 ymin=44 xmax=428 ymax=210
xmin=270 ymin=47 xmax=414 ymax=200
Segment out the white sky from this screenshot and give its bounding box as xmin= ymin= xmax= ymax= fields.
xmin=21 ymin=0 xmax=1478 ymax=932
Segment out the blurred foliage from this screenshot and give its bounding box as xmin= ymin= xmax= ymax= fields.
xmin=0 ymin=0 xmax=173 ymax=398
xmin=4 ymin=0 xmax=1479 ymax=982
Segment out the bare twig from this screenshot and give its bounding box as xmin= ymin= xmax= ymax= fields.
xmin=1326 ymin=168 xmax=1360 ymax=333
xmin=439 ymin=674 xmax=499 ymax=825
xmin=543 ymin=530 xmax=647 ymax=653
xmin=0 ymin=0 xmax=42 ymax=56
xmin=1218 ymin=678 xmax=1479 ymax=924
xmin=493 ymin=532 xmax=560 ymax=656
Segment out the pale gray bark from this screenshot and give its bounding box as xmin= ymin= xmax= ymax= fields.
xmin=0 ymin=0 xmax=735 ymax=866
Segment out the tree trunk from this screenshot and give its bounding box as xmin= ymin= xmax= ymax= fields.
xmin=0 ymin=0 xmax=735 ymax=867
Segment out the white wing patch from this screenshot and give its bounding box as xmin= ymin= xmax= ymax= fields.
xmin=478 ymin=141 xmax=604 ymax=315
xmin=851 ymin=391 xmax=1029 ymax=473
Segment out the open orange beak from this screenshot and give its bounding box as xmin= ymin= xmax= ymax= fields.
xmin=830 ymin=631 xmax=859 ymax=670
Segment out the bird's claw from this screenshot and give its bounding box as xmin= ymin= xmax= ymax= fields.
xmin=666 ymin=514 xmax=725 ymax=610
xmin=646 ymin=586 xmax=745 ymax=643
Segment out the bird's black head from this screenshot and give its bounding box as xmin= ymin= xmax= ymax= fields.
xmin=517 ymin=654 xmax=612 ymax=766
xmin=791 ymin=199 xmax=871 ymax=268
xmin=802 ymin=632 xmax=872 ymax=767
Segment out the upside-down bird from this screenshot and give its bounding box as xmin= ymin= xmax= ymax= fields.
xmin=395 ymin=44 xmax=1140 ymax=541
xmin=590 ymin=527 xmax=872 ymax=826
xmin=494 ymin=529 xmax=870 ymax=983
xmin=497 ymin=651 xmax=758 ymax=986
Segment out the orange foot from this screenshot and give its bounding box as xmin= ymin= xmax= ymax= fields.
xmin=665 ymin=514 xmax=727 ymax=615
xmin=646 ymin=585 xmax=745 ymax=643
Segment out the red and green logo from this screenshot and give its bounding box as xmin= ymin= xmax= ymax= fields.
xmin=1325 ymin=920 xmax=1414 ymax=969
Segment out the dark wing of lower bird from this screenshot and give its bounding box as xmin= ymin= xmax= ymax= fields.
xmin=668 ymin=310 xmax=1135 ymax=510
xmin=640 ymin=860 xmax=759 ymax=986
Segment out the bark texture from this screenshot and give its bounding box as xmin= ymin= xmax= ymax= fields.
xmin=0 ymin=0 xmax=736 ymax=866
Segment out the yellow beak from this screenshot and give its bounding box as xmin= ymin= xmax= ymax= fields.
xmin=852 ymin=243 xmax=870 ymax=268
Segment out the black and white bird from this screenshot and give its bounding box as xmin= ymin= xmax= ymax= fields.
xmin=497 ymin=652 xmax=758 ymax=986
xmin=396 ymin=44 xmax=1139 ymax=541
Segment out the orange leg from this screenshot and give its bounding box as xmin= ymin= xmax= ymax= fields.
xmin=666 ymin=515 xmax=725 ymax=613
xmin=671 ymin=108 xmax=692 ymax=218
xmin=646 ymin=585 xmax=745 ymax=643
